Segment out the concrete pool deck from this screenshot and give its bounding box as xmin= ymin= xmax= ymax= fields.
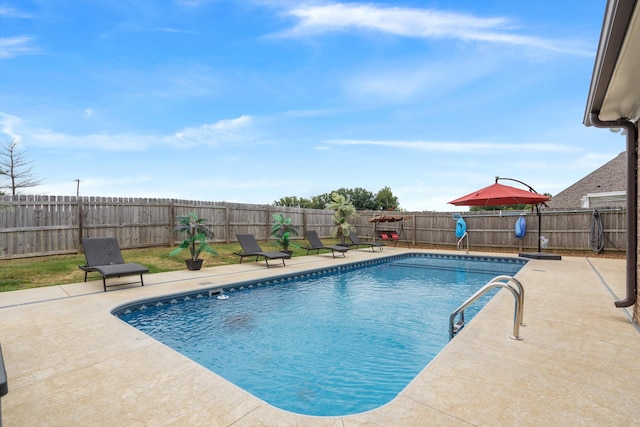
xmin=0 ymin=247 xmax=637 ymax=426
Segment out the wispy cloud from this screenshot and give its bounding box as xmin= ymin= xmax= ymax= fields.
xmin=0 ymin=113 xmax=22 ymax=139
xmin=345 ymin=53 xmax=498 ymax=101
xmin=0 ymin=6 xmax=32 ymax=19
xmin=277 ymin=3 xmax=591 ymax=55
xmin=148 ymin=27 xmax=196 ymax=34
xmin=324 ymin=139 xmax=580 ymax=153
xmin=0 ymin=112 xmax=256 ymax=151
xmin=0 ymin=36 xmax=38 ymax=58
xmin=168 ymin=115 xmax=254 ymax=147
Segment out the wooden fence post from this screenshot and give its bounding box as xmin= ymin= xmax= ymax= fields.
xmin=265 ymin=206 xmax=271 ymax=241
xmin=412 ymin=214 xmax=416 ymax=245
xmin=225 ymin=204 xmax=230 ymax=243
xmin=77 ymin=197 xmax=83 ymax=252
xmin=168 ymin=202 xmax=175 ymax=247
xmin=303 ymin=210 xmax=307 ymax=235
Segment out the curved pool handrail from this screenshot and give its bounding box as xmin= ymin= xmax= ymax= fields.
xmin=449 ymin=275 xmax=524 ymax=340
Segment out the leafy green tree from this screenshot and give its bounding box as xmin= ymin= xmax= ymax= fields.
xmin=308 ymin=193 xmax=332 ymax=209
xmin=374 ymin=186 xmax=399 ymax=210
xmin=327 ymin=192 xmax=357 ymax=245
xmin=274 ymin=186 xmax=401 ymax=211
xmin=342 ymin=187 xmax=376 ymax=210
xmin=274 ymin=196 xmax=304 ymax=207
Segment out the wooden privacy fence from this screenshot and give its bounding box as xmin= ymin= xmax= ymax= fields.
xmin=0 ymin=195 xmax=627 ymax=259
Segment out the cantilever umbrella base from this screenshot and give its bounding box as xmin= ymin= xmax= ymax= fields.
xmin=519 ymin=251 xmax=562 ymax=260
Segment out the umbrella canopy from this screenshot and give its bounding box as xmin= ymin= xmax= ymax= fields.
xmin=448 ymin=182 xmax=549 ymax=207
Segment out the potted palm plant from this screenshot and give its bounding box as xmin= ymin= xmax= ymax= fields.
xmin=270 ymin=213 xmax=299 ymax=257
xmin=170 ymin=212 xmax=218 ymax=270
xmin=328 ymin=192 xmax=358 ymax=246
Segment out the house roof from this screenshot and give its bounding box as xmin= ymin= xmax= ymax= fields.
xmin=545 ymin=151 xmax=626 ymax=209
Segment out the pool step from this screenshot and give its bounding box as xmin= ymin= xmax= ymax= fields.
xmin=452 ymin=320 xmax=465 ymax=335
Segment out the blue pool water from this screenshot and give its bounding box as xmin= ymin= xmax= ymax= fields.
xmin=115 ymin=253 xmax=525 ymax=416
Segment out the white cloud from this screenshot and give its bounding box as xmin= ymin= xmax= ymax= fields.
xmin=278 ymin=3 xmax=591 ymax=55
xmin=0 ymin=6 xmax=32 ymax=19
xmin=323 ymin=139 xmax=580 ymax=153
xmin=148 ymin=27 xmax=196 ymax=34
xmin=168 ymin=115 xmax=254 ymax=147
xmin=1 ymin=112 xmax=153 ymax=150
xmin=1 ymin=112 xmax=257 ymax=151
xmin=33 ymin=131 xmax=158 ymax=151
xmin=0 ymin=36 xmax=38 ymax=58
xmin=345 ymin=54 xmax=498 ymax=101
xmin=0 ymin=113 xmax=23 ymax=139
xmin=285 ymin=4 xmax=506 ymax=36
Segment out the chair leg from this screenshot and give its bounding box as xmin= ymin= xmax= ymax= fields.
xmin=102 ymin=277 xmax=107 ymax=292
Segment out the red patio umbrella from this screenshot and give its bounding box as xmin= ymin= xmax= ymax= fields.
xmin=448 ymin=182 xmax=550 ymax=207
xmin=448 ymin=177 xmax=558 ymax=259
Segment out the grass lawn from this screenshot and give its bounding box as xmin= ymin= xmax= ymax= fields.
xmin=0 ymin=241 xmax=315 ymax=292
xmin=0 ymin=239 xmax=624 ymax=292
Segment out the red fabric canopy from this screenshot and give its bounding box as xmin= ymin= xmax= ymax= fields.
xmin=448 ymin=182 xmax=549 ymax=207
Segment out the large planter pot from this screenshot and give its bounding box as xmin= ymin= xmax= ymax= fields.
xmin=282 ymin=250 xmax=293 ymax=259
xmin=185 ymin=259 xmax=204 ymax=271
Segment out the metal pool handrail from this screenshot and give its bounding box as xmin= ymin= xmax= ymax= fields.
xmin=457 ymin=232 xmax=469 ymax=254
xmin=449 ymin=275 xmax=525 ymax=340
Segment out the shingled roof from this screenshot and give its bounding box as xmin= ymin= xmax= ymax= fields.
xmin=545 ymin=151 xmax=626 ymax=210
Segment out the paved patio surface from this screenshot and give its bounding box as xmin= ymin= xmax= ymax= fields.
xmin=0 ymin=247 xmax=637 ymax=426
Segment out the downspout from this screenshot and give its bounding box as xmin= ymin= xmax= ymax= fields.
xmin=589 ymin=112 xmax=637 ymax=307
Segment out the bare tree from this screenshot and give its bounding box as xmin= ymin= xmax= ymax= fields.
xmin=0 ymin=138 xmax=43 ymax=196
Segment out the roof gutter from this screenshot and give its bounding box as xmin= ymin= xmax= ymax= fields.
xmin=583 ymin=0 xmax=637 ymax=127
xmin=589 ymin=113 xmax=637 ymax=307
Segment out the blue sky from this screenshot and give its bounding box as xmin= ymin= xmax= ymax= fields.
xmin=0 ymin=1 xmax=623 ymax=211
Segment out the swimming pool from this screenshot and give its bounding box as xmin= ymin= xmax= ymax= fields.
xmin=114 ymin=253 xmax=525 ymax=416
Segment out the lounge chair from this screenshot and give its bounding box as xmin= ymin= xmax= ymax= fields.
xmin=234 ymin=234 xmax=289 ymax=268
xmin=348 ymin=231 xmax=384 ymax=252
xmin=79 ymin=237 xmax=149 ymax=292
xmin=304 ymin=230 xmax=348 ymax=258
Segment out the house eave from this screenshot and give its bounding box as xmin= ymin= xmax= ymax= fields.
xmin=584 ymin=0 xmax=640 ymax=125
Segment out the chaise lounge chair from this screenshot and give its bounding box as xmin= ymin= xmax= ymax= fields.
xmin=304 ymin=230 xmax=348 ymax=258
xmin=79 ymin=237 xmax=149 ymax=292
xmin=348 ymin=231 xmax=384 ymax=252
xmin=234 ymin=234 xmax=289 ymax=268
